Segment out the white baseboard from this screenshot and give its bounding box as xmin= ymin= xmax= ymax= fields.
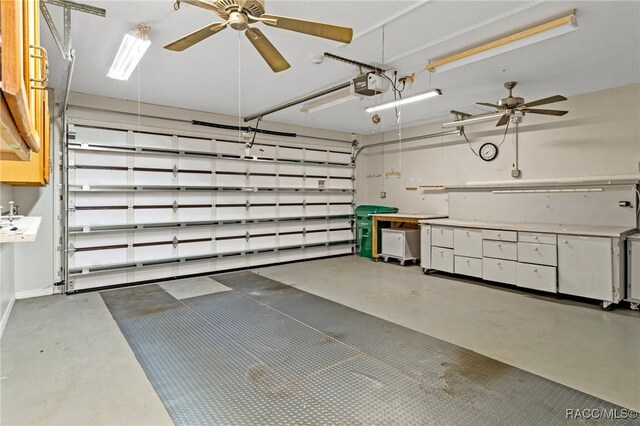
xmin=15 ymin=287 xmax=54 ymax=299
xmin=0 ymin=294 xmax=16 ymax=338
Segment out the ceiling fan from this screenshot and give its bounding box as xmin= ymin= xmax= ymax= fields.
xmin=164 ymin=0 xmax=353 ymax=73
xmin=476 ymin=81 xmax=568 ymax=126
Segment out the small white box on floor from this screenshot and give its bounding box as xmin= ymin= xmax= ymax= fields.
xmin=381 ymin=229 xmax=420 ymax=265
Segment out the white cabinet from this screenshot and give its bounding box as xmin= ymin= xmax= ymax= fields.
xmin=483 ymin=258 xmax=517 ymax=285
xmin=381 ymin=229 xmax=420 ymax=265
xmin=432 ymin=226 xmax=454 ymax=248
xmin=431 ymin=247 xmax=454 ymax=273
xmin=519 ymin=232 xmax=557 ymax=245
xmin=516 ymin=263 xmax=557 ymax=293
xmin=558 ymin=235 xmax=614 ymax=302
xmin=483 ymin=240 xmax=517 ymax=261
xmin=454 ymin=256 xmax=482 ymax=278
xmin=420 ymin=224 xmax=431 ymax=270
xmin=421 ymin=221 xmax=630 ymax=307
xmin=628 ymin=234 xmax=640 ymax=305
xmin=482 ymin=229 xmax=517 ymax=242
xmin=517 ymin=242 xmax=557 ymax=266
xmin=453 ymin=228 xmax=482 ymax=258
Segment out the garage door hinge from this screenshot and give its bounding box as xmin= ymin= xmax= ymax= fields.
xmin=172 ymin=201 xmax=179 ymax=212
xmin=172 ymin=165 xmax=179 ymax=177
xmin=67 ymin=243 xmax=76 ymax=256
xmin=172 ymin=237 xmax=179 ymax=248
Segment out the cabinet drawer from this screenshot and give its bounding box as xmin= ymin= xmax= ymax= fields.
xmin=432 ymin=226 xmax=453 ymax=248
xmin=482 ymin=229 xmax=517 ymax=242
xmin=518 ymin=242 xmax=557 ymax=266
xmin=482 ymin=258 xmax=517 ymax=285
xmin=431 ymin=247 xmax=454 ymax=273
xmin=517 ymin=263 xmax=557 ymax=293
xmin=483 ymin=240 xmax=517 ymax=260
xmin=454 ymin=256 xmax=482 ymax=278
xmin=453 ymin=228 xmax=482 ymax=257
xmin=518 ymin=232 xmax=557 ymax=245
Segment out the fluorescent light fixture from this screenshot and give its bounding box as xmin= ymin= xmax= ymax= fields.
xmin=107 ymin=25 xmax=151 ymax=81
xmin=300 ymin=89 xmax=355 ymax=113
xmin=442 ymin=112 xmax=505 ymax=128
xmin=365 ymin=89 xmax=442 ymax=113
xmin=427 ymin=10 xmax=577 ymax=73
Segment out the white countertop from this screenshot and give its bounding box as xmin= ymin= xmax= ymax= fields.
xmin=419 ymin=218 xmax=637 ymax=238
xmin=0 ymin=217 xmax=42 ymax=243
xmin=370 ymin=213 xmax=448 ymax=219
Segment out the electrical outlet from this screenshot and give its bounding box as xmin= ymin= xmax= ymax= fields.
xmin=380 ymin=192 xmax=386 ymax=199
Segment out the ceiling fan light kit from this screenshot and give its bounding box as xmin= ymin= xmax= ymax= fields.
xmin=426 ymin=10 xmax=578 ymax=73
xmin=164 ymin=0 xmax=353 ymax=73
xmin=107 ymin=24 xmax=151 ymax=81
xmin=365 ymin=89 xmax=442 ymax=113
xmin=443 ymin=81 xmax=568 ymax=128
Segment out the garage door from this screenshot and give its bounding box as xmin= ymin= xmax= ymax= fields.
xmin=64 ymin=123 xmax=354 ymax=292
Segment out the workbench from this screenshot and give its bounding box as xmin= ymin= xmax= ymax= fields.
xmin=370 ymin=213 xmax=447 ymax=259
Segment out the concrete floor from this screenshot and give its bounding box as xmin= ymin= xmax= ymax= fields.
xmin=1 ymin=255 xmax=639 ymax=425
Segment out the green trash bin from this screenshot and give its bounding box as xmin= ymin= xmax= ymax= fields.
xmin=355 ymin=205 xmax=398 ymax=258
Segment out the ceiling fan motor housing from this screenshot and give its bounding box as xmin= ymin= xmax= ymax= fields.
xmin=213 ymin=0 xmax=265 ymax=21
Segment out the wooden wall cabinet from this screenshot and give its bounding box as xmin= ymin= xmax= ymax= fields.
xmin=1 ymin=0 xmax=51 ymax=185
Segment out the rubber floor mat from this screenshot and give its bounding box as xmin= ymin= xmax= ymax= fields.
xmin=100 ymin=272 xmax=632 ymax=425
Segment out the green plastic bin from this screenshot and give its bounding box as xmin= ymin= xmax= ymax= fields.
xmin=355 ymin=205 xmax=398 ymax=258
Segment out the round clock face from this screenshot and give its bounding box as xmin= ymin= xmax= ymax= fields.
xmin=479 ymin=142 xmax=498 ymax=161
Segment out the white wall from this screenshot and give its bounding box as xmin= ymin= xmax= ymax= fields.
xmin=1 ymin=184 xmax=16 ymax=335
xmin=356 ymin=84 xmax=640 ymax=215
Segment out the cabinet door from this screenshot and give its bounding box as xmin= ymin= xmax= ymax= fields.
xmin=0 ymin=0 xmax=39 ymax=152
xmin=453 ymin=228 xmax=482 ymax=258
xmin=558 ymin=235 xmax=613 ymax=301
xmin=420 ymin=225 xmax=431 ymax=269
xmin=381 ymin=230 xmax=404 ymax=257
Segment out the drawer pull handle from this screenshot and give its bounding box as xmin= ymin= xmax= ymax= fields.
xmin=497 ymin=244 xmax=502 ymax=248
xmin=534 ymin=247 xmax=538 ymax=251
xmin=534 ymin=236 xmax=539 ymax=240
xmin=466 ymin=231 xmax=469 ymax=236
xmin=563 ymin=240 xmax=568 ymax=244
xmin=497 ymin=261 xmax=501 ymax=265
xmin=533 ymin=268 xmax=538 ymax=272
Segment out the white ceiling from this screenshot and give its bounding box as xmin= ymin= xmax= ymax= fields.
xmin=41 ymin=1 xmax=640 ymax=134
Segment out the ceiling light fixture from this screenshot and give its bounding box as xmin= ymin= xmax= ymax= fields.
xmin=442 ymin=112 xmax=506 ymax=128
xmin=427 ymin=10 xmax=577 ymax=73
xmin=365 ymin=89 xmax=442 ymax=113
xmin=107 ymin=24 xmax=151 ymax=81
xmin=300 ymin=89 xmax=355 ymax=113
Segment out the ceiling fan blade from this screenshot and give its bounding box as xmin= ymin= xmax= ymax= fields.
xmin=521 ymin=95 xmax=567 ymax=108
xmin=179 ymin=0 xmax=219 ymax=13
xmin=495 ymin=114 xmax=509 ymax=126
xmin=260 ymin=14 xmax=353 ymax=43
xmin=245 ymin=27 xmax=291 ymax=73
xmin=476 ymin=102 xmax=503 ymax=109
xmin=164 ymin=22 xmax=227 ymax=51
xmin=521 ymin=108 xmax=568 ymax=116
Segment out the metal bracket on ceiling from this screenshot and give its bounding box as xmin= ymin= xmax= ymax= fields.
xmin=40 ymin=0 xmax=106 ymax=60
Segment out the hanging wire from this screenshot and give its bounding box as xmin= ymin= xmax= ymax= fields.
xmin=461 ymin=118 xmax=511 ymax=156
